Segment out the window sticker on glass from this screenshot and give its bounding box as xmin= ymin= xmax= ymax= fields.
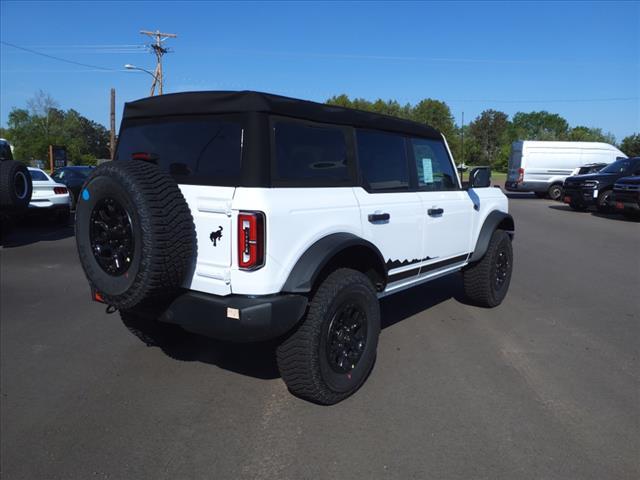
xmin=422 ymin=158 xmax=434 ymax=183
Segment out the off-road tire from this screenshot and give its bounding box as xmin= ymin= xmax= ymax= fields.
xmin=547 ymin=183 xmax=563 ymax=201
xmin=596 ymin=189 xmax=612 ymax=213
xmin=463 ymin=229 xmax=513 ymax=308
xmin=276 ymin=268 xmax=380 ymax=405
xmin=0 ymin=160 xmax=32 ymax=210
xmin=75 ymin=160 xmax=196 ymax=310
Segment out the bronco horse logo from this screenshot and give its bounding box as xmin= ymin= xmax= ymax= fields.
xmin=210 ymin=226 xmax=223 ymax=246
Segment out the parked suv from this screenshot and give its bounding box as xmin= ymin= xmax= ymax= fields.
xmin=74 ymin=91 xmax=515 ymax=404
xmin=612 ymin=176 xmax=640 ymax=219
xmin=563 ymin=157 xmax=640 ymax=211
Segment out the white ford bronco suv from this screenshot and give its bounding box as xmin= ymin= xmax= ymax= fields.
xmin=75 ymin=91 xmax=514 ymax=404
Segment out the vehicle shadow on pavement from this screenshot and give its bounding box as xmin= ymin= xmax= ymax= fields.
xmin=547 ymin=204 xmax=589 ymax=213
xmin=548 ymin=204 xmax=639 ymax=222
xmin=380 ymin=274 xmax=464 ymax=330
xmin=161 ymin=334 xmax=283 ymax=380
xmin=124 ymin=274 xmax=468 ymax=380
xmin=1 ymin=220 xmax=74 ymax=248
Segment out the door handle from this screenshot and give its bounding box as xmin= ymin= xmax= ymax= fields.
xmin=428 ymin=208 xmax=444 ymax=216
xmin=368 ymin=212 xmax=390 ymax=223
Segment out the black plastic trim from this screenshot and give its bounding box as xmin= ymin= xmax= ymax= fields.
xmin=281 ymin=233 xmax=387 ymax=293
xmin=468 ymin=211 xmax=515 ymax=263
xmin=159 ymin=291 xmax=308 ymax=342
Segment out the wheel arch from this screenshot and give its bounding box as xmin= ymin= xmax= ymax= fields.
xmin=469 ymin=211 xmax=515 ymax=263
xmin=281 ymin=233 xmax=387 ymax=294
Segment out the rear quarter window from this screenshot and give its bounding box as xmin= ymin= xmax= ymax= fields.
xmin=356 ymin=129 xmax=409 ymax=192
xmin=115 ymin=116 xmax=243 ymax=185
xmin=272 ymin=120 xmax=353 ymax=186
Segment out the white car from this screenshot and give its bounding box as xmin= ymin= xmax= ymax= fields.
xmin=28 ymin=167 xmax=71 ymax=223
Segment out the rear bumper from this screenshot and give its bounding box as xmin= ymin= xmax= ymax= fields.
xmin=158 ymin=291 xmax=308 ymax=342
xmin=28 ymin=197 xmax=71 ymax=209
xmin=504 ymin=181 xmax=545 ymax=193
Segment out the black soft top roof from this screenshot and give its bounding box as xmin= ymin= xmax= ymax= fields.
xmin=123 ymin=91 xmax=442 ymax=139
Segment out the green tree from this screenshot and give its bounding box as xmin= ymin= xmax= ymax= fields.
xmin=467 ymin=109 xmax=510 ymax=169
xmin=511 ymin=111 xmax=569 ymax=141
xmin=620 ymin=133 xmax=640 ymax=157
xmin=568 ymin=126 xmax=615 ymax=144
xmin=5 ymin=91 xmax=109 ymax=166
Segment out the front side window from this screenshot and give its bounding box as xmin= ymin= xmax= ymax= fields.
xmin=273 ymin=121 xmax=350 ymax=184
xmin=116 ymin=116 xmax=243 ymax=185
xmin=410 ymin=138 xmax=458 ymax=191
xmin=356 ymin=130 xmax=409 ymax=191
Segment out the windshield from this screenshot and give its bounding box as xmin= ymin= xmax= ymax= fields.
xmin=600 ymin=159 xmax=631 ymax=174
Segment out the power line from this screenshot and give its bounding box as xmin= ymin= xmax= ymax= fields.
xmin=0 ymin=40 xmax=117 ymax=71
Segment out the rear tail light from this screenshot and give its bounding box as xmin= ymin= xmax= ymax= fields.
xmin=238 ymin=211 xmax=265 ymax=270
xmin=53 ymin=186 xmax=68 ymax=194
xmin=517 ymin=168 xmax=524 ymax=184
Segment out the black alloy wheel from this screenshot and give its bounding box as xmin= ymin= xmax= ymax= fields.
xmin=89 ymin=197 xmax=134 ymax=276
xmin=493 ymin=243 xmax=510 ymax=292
xmin=326 ymin=303 xmax=368 ymax=374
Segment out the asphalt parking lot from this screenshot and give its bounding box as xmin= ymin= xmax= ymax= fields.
xmin=1 ymin=195 xmax=639 ymax=480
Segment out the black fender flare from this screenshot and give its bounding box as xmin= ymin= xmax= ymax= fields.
xmin=281 ymin=233 xmax=387 ymax=293
xmin=469 ymin=211 xmax=515 ymax=263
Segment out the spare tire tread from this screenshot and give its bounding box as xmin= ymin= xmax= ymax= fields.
xmin=76 ymin=160 xmax=195 ymax=309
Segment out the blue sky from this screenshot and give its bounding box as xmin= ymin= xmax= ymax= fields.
xmin=1 ymin=1 xmax=639 ymax=141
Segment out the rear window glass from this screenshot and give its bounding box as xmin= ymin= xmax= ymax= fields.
xmin=29 ymin=170 xmax=49 ymax=181
xmin=273 ymin=121 xmax=350 ymax=184
xmin=356 ymin=130 xmax=409 ymax=191
xmin=115 ymin=116 xmax=242 ymax=184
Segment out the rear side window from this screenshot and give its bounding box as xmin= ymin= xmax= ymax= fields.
xmin=115 ymin=116 xmax=242 ymax=185
xmin=29 ymin=170 xmax=49 ymax=181
xmin=356 ymin=130 xmax=409 ymax=191
xmin=410 ymin=138 xmax=458 ymax=191
xmin=273 ymin=121 xmax=351 ymax=185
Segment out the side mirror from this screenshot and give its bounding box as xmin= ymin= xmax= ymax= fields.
xmin=469 ymin=167 xmax=491 ymax=188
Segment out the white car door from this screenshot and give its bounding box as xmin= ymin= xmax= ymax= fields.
xmin=409 ymin=137 xmax=474 ymax=277
xmin=352 ymin=130 xmax=424 ymax=289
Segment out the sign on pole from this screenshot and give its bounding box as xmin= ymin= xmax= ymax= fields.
xmin=48 ymin=145 xmax=67 ymax=172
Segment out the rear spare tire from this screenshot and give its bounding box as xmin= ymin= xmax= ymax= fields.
xmin=0 ymin=160 xmax=32 ymax=210
xmin=75 ymin=160 xmax=195 ymax=310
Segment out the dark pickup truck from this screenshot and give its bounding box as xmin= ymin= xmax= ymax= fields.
xmin=563 ymin=157 xmax=640 ymax=212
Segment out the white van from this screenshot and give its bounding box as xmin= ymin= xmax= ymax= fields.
xmin=505 ymin=141 xmax=626 ymax=200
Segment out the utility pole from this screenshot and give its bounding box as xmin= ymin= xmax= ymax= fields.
xmin=140 ymin=30 xmax=177 ymax=96
xmin=461 ymin=111 xmax=465 ymax=163
xmin=110 ymin=88 xmax=116 ymax=159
